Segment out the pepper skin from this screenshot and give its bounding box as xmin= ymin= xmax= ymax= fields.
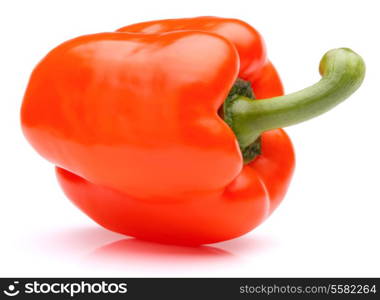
xmin=21 ymin=17 xmax=364 ymax=245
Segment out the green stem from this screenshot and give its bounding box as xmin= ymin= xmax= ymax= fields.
xmin=224 ymin=48 xmax=365 ymax=155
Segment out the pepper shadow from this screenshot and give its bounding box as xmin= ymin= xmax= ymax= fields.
xmin=89 ymin=237 xmax=233 ymax=259
xmin=38 ymin=226 xmax=275 ymax=272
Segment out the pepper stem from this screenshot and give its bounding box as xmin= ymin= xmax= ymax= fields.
xmin=224 ymin=48 xmax=365 ymax=159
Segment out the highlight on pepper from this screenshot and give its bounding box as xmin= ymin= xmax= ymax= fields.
xmin=21 ymin=17 xmax=365 ymax=245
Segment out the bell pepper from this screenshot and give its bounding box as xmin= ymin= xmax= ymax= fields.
xmin=21 ymin=17 xmax=365 ymax=245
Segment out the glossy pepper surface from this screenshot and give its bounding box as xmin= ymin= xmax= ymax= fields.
xmin=21 ymin=17 xmax=365 ymax=245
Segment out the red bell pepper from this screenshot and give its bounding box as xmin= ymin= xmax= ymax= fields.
xmin=21 ymin=17 xmax=365 ymax=245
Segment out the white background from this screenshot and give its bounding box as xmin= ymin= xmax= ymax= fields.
xmin=0 ymin=0 xmax=379 ymax=277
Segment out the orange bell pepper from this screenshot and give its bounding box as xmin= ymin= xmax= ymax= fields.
xmin=21 ymin=17 xmax=365 ymax=245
